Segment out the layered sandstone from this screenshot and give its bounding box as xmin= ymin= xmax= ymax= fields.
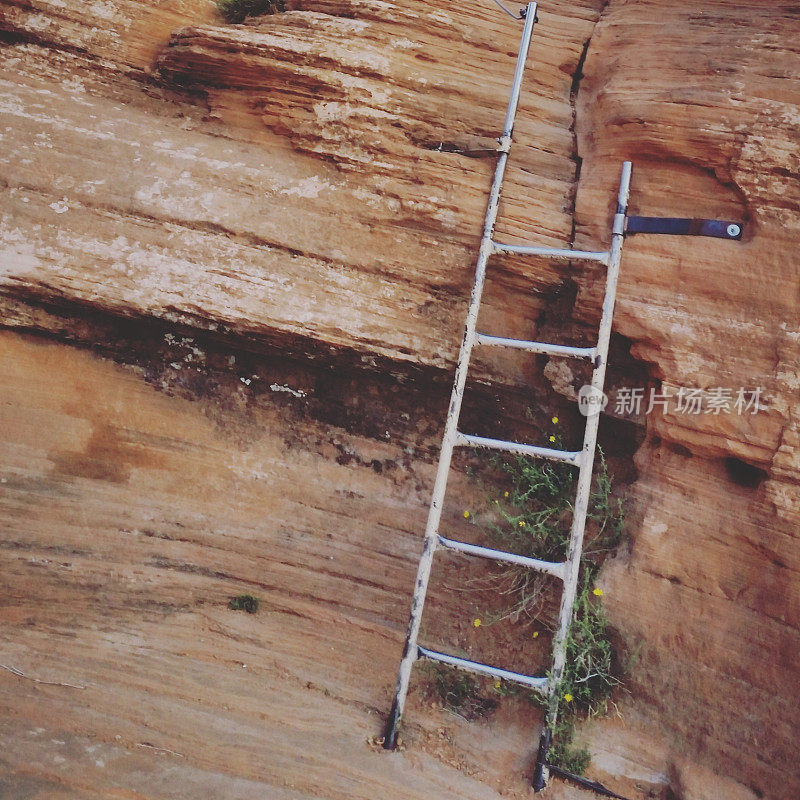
xmin=0 ymin=1 xmax=798 ymax=799
xmin=574 ymin=5 xmax=800 ymax=795
xmin=0 ymin=0 xmax=602 ymax=381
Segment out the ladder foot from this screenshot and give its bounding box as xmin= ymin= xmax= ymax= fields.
xmin=382 ymin=698 xmax=402 ymax=750
xmin=532 ymin=726 xmax=551 ymax=792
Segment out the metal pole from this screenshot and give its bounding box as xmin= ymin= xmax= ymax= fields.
xmin=532 ymin=160 xmax=632 ymax=790
xmin=383 ymin=2 xmax=539 ymax=750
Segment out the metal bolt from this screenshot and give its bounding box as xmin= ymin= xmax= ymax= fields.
xmin=727 ymin=224 xmax=741 ymax=238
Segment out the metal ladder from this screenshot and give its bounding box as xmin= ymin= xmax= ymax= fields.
xmin=382 ymin=2 xmax=632 ymax=790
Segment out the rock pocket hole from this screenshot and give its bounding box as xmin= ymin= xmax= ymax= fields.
xmin=723 ymin=456 xmax=767 ymax=489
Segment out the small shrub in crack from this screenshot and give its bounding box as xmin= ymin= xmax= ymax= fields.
xmin=547 ymin=583 xmax=621 ymax=773
xmin=229 ymin=594 xmax=260 ymax=613
xmin=216 ymin=0 xmax=285 ymax=24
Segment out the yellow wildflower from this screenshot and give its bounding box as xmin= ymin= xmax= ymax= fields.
xmin=593 ymin=587 xmax=604 ymax=597
xmin=503 ymin=491 xmax=509 ymax=498
xmin=494 ymin=679 xmax=501 ymax=689
xmin=473 ymin=618 xmax=481 ymax=628
xmin=518 ymin=520 xmax=525 ymax=528
xmin=549 ymin=435 xmax=556 ymax=443
xmin=551 ymin=416 xmax=559 ymax=424
xmin=463 ymin=510 xmax=470 ymax=519
xmin=532 ymin=631 xmax=539 ymax=639
xmin=564 ymin=693 xmax=573 ymax=703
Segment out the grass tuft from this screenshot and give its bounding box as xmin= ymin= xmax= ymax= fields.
xmin=549 ymin=716 xmax=591 ymax=775
xmin=216 ymin=0 xmax=284 ymax=24
xmin=422 ymin=663 xmax=498 ymax=721
xmin=229 ymin=594 xmax=260 ymax=613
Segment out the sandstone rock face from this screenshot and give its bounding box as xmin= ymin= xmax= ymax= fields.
xmin=0 ymin=0 xmax=602 ymax=380
xmin=574 ymin=5 xmax=800 ymax=797
xmin=0 ymin=1 xmax=798 ymax=799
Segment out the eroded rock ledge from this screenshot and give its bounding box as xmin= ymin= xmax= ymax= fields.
xmin=0 ymin=1 xmax=799 ymax=799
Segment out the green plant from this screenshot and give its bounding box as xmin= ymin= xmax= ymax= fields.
xmin=216 ymin=0 xmax=284 ymax=24
xmin=549 ymin=716 xmax=591 ymax=775
xmin=544 ymin=583 xmax=621 ymax=773
xmin=558 ymin=584 xmax=619 ymax=713
xmin=229 ymin=594 xmax=260 ymax=613
xmin=476 ymin=448 xmax=624 ymax=628
xmin=422 ymin=663 xmax=497 ymax=721
xmin=471 ymin=445 xmax=625 ymax=774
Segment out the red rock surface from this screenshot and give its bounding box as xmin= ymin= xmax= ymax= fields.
xmin=0 ymin=1 xmax=798 ymax=798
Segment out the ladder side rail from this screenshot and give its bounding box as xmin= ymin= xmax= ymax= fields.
xmin=533 ymin=161 xmax=632 ymax=790
xmin=382 ymin=2 xmax=539 ymax=750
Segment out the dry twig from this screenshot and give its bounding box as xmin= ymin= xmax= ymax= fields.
xmin=0 ymin=663 xmax=85 ymax=689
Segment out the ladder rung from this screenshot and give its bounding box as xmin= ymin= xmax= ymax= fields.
xmin=418 ymin=646 xmax=548 ymax=693
xmin=438 ymin=536 xmax=566 ymax=579
xmin=454 ymin=432 xmax=583 ymax=467
xmin=475 ymin=333 xmax=597 ymax=362
xmin=492 ymin=241 xmax=609 ymax=264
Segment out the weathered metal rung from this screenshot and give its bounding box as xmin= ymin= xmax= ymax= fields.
xmin=418 ymin=646 xmax=548 ymax=692
xmin=454 ymin=432 xmax=583 ymax=466
xmin=492 ymin=241 xmax=610 ymax=264
xmin=475 ymin=333 xmax=597 ymax=362
xmin=438 ymin=535 xmax=566 ymax=579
